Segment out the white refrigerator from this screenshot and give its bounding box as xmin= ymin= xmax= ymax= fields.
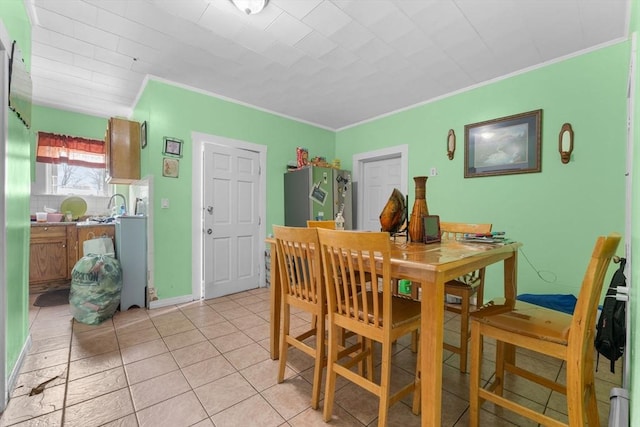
xmin=115 ymin=216 xmax=147 ymax=310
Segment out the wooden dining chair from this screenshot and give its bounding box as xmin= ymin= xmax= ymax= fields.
xmin=317 ymin=228 xmax=421 ymax=426
xmin=307 ymin=219 xmax=336 ymax=229
xmin=272 ymin=225 xmax=326 ymax=409
xmin=440 ymin=221 xmax=492 ymax=373
xmin=469 ymin=233 xmax=621 ymax=427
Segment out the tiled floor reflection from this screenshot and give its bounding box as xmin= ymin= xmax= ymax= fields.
xmin=0 ymin=288 xmax=622 ymax=426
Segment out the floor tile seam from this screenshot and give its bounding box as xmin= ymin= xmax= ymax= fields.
xmin=192 ymin=376 xmax=261 ymax=418
xmin=161 ymin=335 xmax=209 ymax=353
xmin=113 ymin=318 xmax=151 ymax=415
xmin=176 ymin=364 xmax=246 ymax=406
xmin=64 ymin=376 xmax=130 ymax=409
xmin=59 ymin=322 xmax=75 ymax=427
xmin=132 ymin=385 xmax=206 ymax=418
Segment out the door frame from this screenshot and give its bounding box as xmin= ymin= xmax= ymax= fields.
xmin=191 ymin=131 xmax=267 ymax=301
xmin=352 ymin=145 xmax=409 ymax=230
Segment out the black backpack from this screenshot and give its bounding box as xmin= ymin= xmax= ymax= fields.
xmin=594 ymin=257 xmax=626 ymax=373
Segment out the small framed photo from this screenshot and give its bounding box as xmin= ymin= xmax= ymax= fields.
xmin=163 ymin=137 xmax=183 ymax=157
xmin=140 ymin=121 xmax=147 ymax=149
xmin=464 ymin=109 xmax=542 ymax=178
xmin=163 ymin=157 xmax=179 ymax=178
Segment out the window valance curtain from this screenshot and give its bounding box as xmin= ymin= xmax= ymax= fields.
xmin=37 ymin=132 xmax=106 ymax=168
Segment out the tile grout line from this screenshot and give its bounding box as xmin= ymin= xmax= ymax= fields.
xmin=59 ymin=317 xmax=75 ymax=426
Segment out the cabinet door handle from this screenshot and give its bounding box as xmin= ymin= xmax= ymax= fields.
xmin=62 ymin=244 xmax=66 ymax=248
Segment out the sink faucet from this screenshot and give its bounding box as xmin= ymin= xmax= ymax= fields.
xmin=107 ymin=193 xmax=127 ymax=215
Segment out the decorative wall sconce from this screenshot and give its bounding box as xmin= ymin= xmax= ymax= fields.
xmin=558 ymin=123 xmax=574 ymax=164
xmin=447 ymin=129 xmax=456 ymax=160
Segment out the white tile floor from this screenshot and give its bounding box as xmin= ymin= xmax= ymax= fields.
xmin=0 ymin=288 xmax=622 ymax=426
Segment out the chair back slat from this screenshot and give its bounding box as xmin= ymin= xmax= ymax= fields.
xmin=318 ymin=229 xmax=390 ymax=330
xmin=273 ymin=226 xmax=322 ymax=306
xmin=568 ymin=234 xmax=621 ymax=358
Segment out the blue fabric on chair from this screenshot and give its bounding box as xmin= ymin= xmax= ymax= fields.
xmin=516 ymin=294 xmax=577 ymax=315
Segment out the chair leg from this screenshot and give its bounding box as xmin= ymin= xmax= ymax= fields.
xmin=584 ymin=355 xmax=600 ymax=426
xmin=411 ymin=339 xmax=421 ymax=415
xmin=566 ymin=356 xmax=588 ymax=426
xmin=323 ymin=320 xmax=339 ymax=422
xmin=277 ymin=302 xmax=290 ymax=383
xmin=310 ymin=311 xmax=324 ymax=410
xmin=495 ymin=341 xmax=506 ymax=396
xmin=410 ymin=329 xmax=419 ymax=353
xmin=459 ymin=290 xmax=471 ymax=373
xmin=377 ymin=339 xmax=393 ymax=427
xmin=469 ymin=321 xmax=482 ymax=427
xmin=365 ymin=338 xmax=374 ymax=381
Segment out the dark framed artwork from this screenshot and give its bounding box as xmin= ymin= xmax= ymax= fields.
xmin=163 ymin=137 xmax=183 ymax=157
xmin=140 ymin=121 xmax=147 ymax=149
xmin=464 ymin=109 xmax=542 ymax=178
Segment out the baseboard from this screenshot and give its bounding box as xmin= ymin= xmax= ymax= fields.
xmin=5 ymin=334 xmax=32 ymax=406
xmin=148 ymin=294 xmax=194 ymax=309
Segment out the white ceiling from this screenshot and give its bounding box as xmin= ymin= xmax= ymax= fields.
xmin=26 ymin=0 xmax=629 ymax=130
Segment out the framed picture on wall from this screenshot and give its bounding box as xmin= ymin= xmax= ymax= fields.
xmin=464 ymin=109 xmax=542 ymax=178
xmin=163 ymin=157 xmax=179 ymax=178
xmin=163 ymin=137 xmax=183 ymax=157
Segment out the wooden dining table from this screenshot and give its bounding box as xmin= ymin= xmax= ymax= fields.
xmin=266 ymin=236 xmax=521 ymax=427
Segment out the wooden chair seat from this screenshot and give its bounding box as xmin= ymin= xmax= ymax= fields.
xmin=475 ymin=298 xmax=571 ymax=345
xmin=345 ymin=291 xmax=422 ymax=329
xmin=469 ymin=233 xmax=621 ymax=427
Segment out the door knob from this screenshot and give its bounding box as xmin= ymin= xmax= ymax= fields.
xmin=207 ymin=229 xmax=212 ymax=234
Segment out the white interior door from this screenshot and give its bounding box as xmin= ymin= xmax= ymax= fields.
xmin=353 ymin=146 xmax=408 ymax=232
xmin=203 ymin=144 xmax=260 ymax=298
xmin=360 ymin=157 xmax=402 ymax=231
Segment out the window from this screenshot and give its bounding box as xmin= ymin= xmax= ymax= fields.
xmin=47 ymin=163 xmax=110 ymax=196
xmin=36 ymin=132 xmax=111 ymax=197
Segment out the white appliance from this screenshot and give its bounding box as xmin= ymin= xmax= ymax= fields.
xmin=115 ymin=216 xmax=147 ymax=310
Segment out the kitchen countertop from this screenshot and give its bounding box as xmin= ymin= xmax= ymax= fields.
xmin=31 ymin=222 xmax=115 ymax=227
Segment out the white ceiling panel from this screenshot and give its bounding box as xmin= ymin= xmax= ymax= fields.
xmin=302 ymin=1 xmax=352 ymax=37
xmin=25 ymin=0 xmax=629 ymax=129
xmin=272 ymin=0 xmax=322 ymax=20
xmin=265 ymin=11 xmax=313 ymax=45
xmin=295 ymin=31 xmax=337 ymax=59
xmin=150 ymin=0 xmax=210 ymax=22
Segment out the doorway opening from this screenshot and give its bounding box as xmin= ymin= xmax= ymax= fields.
xmin=352 ymin=145 xmax=408 ymax=231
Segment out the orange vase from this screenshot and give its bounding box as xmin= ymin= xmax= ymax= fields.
xmin=408 ymin=176 xmax=429 ymax=242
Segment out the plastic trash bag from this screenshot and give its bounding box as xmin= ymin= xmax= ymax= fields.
xmin=83 ymin=236 xmax=115 ymax=257
xmin=70 ymin=255 xmax=123 ymax=325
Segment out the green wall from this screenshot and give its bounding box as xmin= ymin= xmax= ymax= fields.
xmin=133 ymin=80 xmax=334 ymax=299
xmin=0 ymin=0 xmax=31 ymax=389
xmin=31 ymin=105 xmax=107 ymax=140
xmin=337 ymin=42 xmax=628 ymax=301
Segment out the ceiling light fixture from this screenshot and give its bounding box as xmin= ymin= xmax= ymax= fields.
xmin=230 ymin=0 xmax=268 ymax=15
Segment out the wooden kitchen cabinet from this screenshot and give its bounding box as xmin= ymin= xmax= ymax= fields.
xmin=29 ymin=224 xmax=116 ymax=293
xmin=106 ymin=117 xmax=141 ymax=184
xmin=29 ymin=224 xmax=76 ymax=291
